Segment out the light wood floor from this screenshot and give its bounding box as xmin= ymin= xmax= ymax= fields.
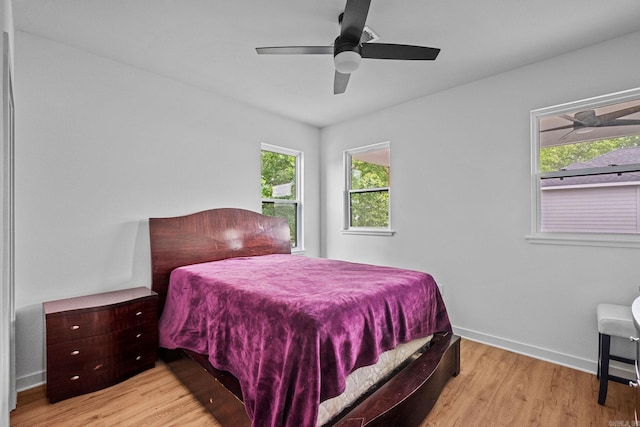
xmin=10 ymin=339 xmax=635 ymax=426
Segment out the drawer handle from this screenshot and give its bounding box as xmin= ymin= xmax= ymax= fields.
xmin=70 ymin=375 xmax=80 ymax=381
xmin=70 ymin=325 xmax=80 ymax=330
xmin=136 ymin=333 xmax=142 ymax=338
xmin=136 ymin=355 xmax=142 ymax=361
xmin=70 ymin=350 xmax=80 ymax=356
xmin=136 ymin=311 xmax=143 ymax=316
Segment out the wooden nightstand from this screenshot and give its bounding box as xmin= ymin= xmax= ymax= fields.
xmin=43 ymin=287 xmax=158 ymax=403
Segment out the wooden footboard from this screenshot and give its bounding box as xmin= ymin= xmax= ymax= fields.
xmin=160 ymin=333 xmax=460 ymax=427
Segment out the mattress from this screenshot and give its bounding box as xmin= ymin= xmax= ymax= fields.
xmin=317 ymin=335 xmax=431 ymax=426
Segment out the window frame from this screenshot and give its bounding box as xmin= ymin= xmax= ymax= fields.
xmin=261 ymin=143 xmax=304 ymax=251
xmin=528 ymin=87 xmax=640 ymax=248
xmin=343 ymin=141 xmax=395 ymax=236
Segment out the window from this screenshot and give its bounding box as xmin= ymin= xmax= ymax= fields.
xmin=530 ymin=88 xmax=640 ymax=246
xmin=261 ymin=143 xmax=303 ymax=250
xmin=344 ymin=142 xmax=393 ymax=235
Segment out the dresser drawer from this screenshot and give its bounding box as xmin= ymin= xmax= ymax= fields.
xmin=47 ymin=360 xmax=114 ymax=402
xmin=47 ymin=324 xmax=158 ymax=369
xmin=48 ymin=349 xmax=157 ymax=382
xmin=46 ymin=351 xmax=157 ymax=403
xmin=46 ymin=297 xmax=157 ymax=342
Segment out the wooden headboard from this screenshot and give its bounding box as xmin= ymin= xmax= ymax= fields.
xmin=149 ymin=208 xmax=291 ymax=315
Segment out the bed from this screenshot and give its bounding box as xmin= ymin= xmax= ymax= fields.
xmin=149 ymin=207 xmax=460 ymax=427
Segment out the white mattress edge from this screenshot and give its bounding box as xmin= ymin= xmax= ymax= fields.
xmin=317 ymin=335 xmax=433 ymax=426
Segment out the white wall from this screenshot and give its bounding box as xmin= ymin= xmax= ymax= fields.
xmin=320 ymin=31 xmax=640 ymax=372
xmin=14 ymin=31 xmax=321 ymax=389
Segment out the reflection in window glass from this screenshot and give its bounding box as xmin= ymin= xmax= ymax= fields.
xmin=345 ymin=142 xmax=391 ymax=230
xmin=533 ymin=92 xmax=640 ymax=235
xmin=261 ymin=144 xmax=302 ymax=248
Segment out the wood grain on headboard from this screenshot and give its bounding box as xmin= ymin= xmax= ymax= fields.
xmin=149 ymin=208 xmax=291 ymax=315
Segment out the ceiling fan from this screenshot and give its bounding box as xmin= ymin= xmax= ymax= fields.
xmin=255 ymin=0 xmax=441 ymax=94
xmin=542 ymin=104 xmax=640 ymax=140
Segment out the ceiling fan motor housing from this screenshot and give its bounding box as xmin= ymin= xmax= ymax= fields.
xmin=334 ymin=37 xmax=362 ymax=74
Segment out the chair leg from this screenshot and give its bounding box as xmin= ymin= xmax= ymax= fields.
xmin=597 ymin=332 xmax=602 ymax=380
xmin=598 ymin=333 xmax=611 ymax=405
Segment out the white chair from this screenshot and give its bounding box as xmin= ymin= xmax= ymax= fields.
xmin=597 ymin=303 xmax=636 ymax=405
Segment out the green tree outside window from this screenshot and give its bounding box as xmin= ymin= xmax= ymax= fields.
xmin=261 ymin=146 xmax=301 ymax=248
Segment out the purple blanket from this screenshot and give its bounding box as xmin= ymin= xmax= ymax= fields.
xmin=158 ymin=254 xmax=451 ymax=427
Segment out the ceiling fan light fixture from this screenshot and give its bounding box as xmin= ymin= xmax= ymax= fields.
xmin=334 ymin=50 xmax=361 ymax=74
xmin=575 ymin=127 xmax=595 ymax=134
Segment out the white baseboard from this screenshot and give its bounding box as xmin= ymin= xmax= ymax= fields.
xmin=16 ymin=370 xmax=44 ymax=392
xmin=453 ymin=325 xmax=634 ymax=380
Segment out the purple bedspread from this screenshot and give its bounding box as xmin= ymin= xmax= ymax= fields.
xmin=158 ymin=254 xmax=451 ymax=427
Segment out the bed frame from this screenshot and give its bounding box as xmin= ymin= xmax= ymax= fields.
xmin=149 ymin=207 xmax=460 ymax=427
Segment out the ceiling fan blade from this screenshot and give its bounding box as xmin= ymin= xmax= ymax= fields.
xmin=602 ymin=119 xmax=640 ymax=126
xmin=558 ymin=129 xmax=576 ymax=141
xmin=540 ymin=123 xmax=574 ymax=132
xmin=361 ymin=43 xmax=440 ymax=60
xmin=558 ymin=113 xmax=585 ymax=125
xmin=340 ymin=0 xmax=371 ymax=42
xmin=256 ymin=46 xmax=333 ymax=55
xmin=334 ymin=71 xmax=350 ymax=94
xmin=597 ymin=105 xmax=640 ymax=123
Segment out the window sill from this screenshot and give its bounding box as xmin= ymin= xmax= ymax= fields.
xmin=342 ymin=228 xmax=396 ymax=236
xmin=526 ymin=232 xmax=640 ymax=248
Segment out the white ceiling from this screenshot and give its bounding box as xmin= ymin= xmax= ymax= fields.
xmin=13 ymin=0 xmax=640 ymax=128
